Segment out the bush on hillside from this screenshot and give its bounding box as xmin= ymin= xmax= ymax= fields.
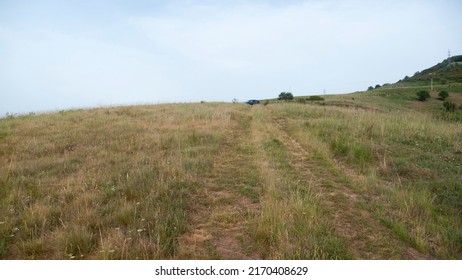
xmin=416 ymin=90 xmax=430 ymax=101
xmin=307 ymin=96 xmax=325 ymax=101
xmin=296 ymin=96 xmax=325 ymax=103
xmin=438 ymin=90 xmax=449 ymax=100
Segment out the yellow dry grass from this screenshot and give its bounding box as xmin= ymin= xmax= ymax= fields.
xmin=1 ymin=97 xmax=461 ymax=259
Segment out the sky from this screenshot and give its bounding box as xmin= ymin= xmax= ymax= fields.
xmin=1 ymin=0 xmax=461 ymax=115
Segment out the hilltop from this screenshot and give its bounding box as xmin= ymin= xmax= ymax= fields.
xmin=397 ymin=55 xmax=462 ymax=85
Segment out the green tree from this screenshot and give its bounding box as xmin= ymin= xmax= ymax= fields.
xmin=416 ymin=90 xmax=430 ymax=101
xmin=438 ymin=90 xmax=449 ymax=100
xmin=278 ymin=92 xmax=294 ymax=101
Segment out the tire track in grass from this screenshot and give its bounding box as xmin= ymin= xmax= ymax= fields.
xmin=177 ymin=109 xmax=261 ymax=259
xmin=266 ymin=107 xmax=431 ymax=259
xmin=250 ymin=106 xmax=352 ymax=259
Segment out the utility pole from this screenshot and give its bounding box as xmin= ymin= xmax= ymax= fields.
xmin=448 ymin=49 xmax=452 ymax=67
xmin=429 ymin=72 xmax=434 ymax=91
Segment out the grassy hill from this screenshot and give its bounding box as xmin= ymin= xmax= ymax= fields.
xmin=1 ymin=61 xmax=462 ymax=259
xmin=397 ymin=55 xmax=462 ymax=85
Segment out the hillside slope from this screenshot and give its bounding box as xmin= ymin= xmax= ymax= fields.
xmin=397 ymin=55 xmax=462 ymax=85
xmin=1 ymin=96 xmax=461 ymax=259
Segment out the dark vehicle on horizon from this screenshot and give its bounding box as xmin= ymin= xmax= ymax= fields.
xmin=245 ymin=99 xmax=260 ymax=105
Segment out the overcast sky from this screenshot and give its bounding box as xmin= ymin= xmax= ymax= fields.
xmin=1 ymin=0 xmax=461 ymax=115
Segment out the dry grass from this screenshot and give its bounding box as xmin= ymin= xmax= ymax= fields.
xmin=249 ymin=106 xmax=351 ymax=259
xmin=0 ymin=103 xmax=237 ymax=259
xmin=271 ymin=100 xmax=462 ymax=259
xmin=1 ymin=93 xmax=461 ymax=259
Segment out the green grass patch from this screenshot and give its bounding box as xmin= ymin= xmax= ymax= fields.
xmin=240 ymin=186 xmax=260 ymax=203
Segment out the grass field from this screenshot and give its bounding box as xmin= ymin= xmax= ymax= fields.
xmin=1 ymin=87 xmax=461 ymax=259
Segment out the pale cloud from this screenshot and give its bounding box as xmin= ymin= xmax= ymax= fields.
xmin=129 ymin=1 xmax=439 ymax=77
xmin=1 ymin=28 xmax=185 ymax=114
xmin=126 ymin=1 xmax=439 ymax=93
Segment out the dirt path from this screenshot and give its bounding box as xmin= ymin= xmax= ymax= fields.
xmin=177 ymin=111 xmax=261 ymax=259
xmin=267 ymin=110 xmax=431 ymax=259
xmin=178 ymin=105 xmax=432 ymax=259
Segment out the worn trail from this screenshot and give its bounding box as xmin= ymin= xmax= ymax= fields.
xmin=178 ymin=112 xmax=260 ymax=259
xmin=267 ymin=110 xmax=431 ymax=259
xmin=178 ymin=105 xmax=432 ymax=259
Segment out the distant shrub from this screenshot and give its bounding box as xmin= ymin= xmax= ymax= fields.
xmin=5 ymin=112 xmax=15 ymax=119
xmin=416 ymin=90 xmax=430 ymax=101
xmin=278 ymin=92 xmax=294 ymax=101
xmin=307 ymin=96 xmax=325 ymax=101
xmin=438 ymin=90 xmax=449 ymax=100
xmin=367 ymin=86 xmax=374 ymax=91
xmin=443 ymin=100 xmax=456 ymax=112
xmin=375 ymin=84 xmax=381 ymax=89
xmin=297 ymin=98 xmax=306 ymax=104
